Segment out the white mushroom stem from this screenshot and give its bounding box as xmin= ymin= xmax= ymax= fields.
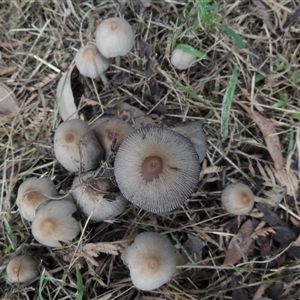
xmin=100 ymin=73 xmax=109 ymax=87
xmin=116 ymin=56 xmax=121 ymax=67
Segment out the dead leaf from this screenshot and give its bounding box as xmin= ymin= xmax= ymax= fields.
xmin=0 ymin=81 xmax=19 ymax=123
xmin=251 ymin=227 xmax=276 ymax=239
xmin=145 ymin=58 xmax=155 ymax=78
xmin=238 ymin=103 xmax=283 ymax=170
xmin=231 ymin=274 xmax=248 ymax=300
xmin=253 ymin=283 xmax=272 ymax=299
xmin=81 ymin=96 xmax=99 ymax=106
xmin=111 ymin=72 xmax=130 ymax=85
xmin=139 ymin=38 xmax=152 ymax=58
xmin=0 ymin=66 xmax=17 ymax=76
xmin=0 ymin=33 xmax=32 ymax=48
xmin=240 ymin=88 xmax=264 ymax=112
xmin=148 ymin=77 xmax=160 ymax=96
xmin=56 ymin=64 xmax=78 ymax=121
xmin=290 ymin=216 xmax=300 ymax=227
xmin=183 ymin=233 xmax=205 ymax=262
xmin=283 ymin=5 xmax=300 ymax=29
xmin=82 ymin=242 xmax=119 ymax=256
xmin=27 ymin=73 xmax=59 ymax=92
xmin=142 ymin=297 xmax=165 ymax=300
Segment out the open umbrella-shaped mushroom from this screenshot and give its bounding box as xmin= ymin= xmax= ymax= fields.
xmin=123 ymin=231 xmax=176 ymax=291
xmin=114 ymin=126 xmax=200 ymax=213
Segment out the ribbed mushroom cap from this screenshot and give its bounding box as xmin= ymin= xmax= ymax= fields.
xmin=71 ymin=172 xmax=127 ymax=221
xmin=54 ymin=119 xmax=103 ymax=172
xmin=92 ymin=116 xmax=134 ymax=158
xmin=114 ymin=126 xmax=200 ymax=213
xmin=32 ymin=199 xmax=80 ymax=247
xmin=75 ymin=44 xmax=110 ymax=79
xmin=221 ymin=182 xmax=255 ymax=215
xmin=16 ymin=177 xmax=59 ymax=221
xmin=123 ymin=231 xmax=176 ymax=291
xmin=95 ymin=17 xmax=134 ymax=58
xmin=6 ymin=254 xmax=39 ymax=283
xmin=172 ymin=121 xmax=207 ymax=163
xmin=171 ymin=49 xmax=197 ymax=70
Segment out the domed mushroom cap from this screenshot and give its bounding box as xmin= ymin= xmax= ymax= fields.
xmin=172 ymin=121 xmax=207 ymax=163
xmin=171 ymin=49 xmax=197 ymax=70
xmin=32 ymin=199 xmax=80 ymax=247
xmin=114 ymin=126 xmax=200 ymax=213
xmin=16 ymin=177 xmax=59 ymax=221
xmin=54 ymin=119 xmax=103 ymax=172
xmin=123 ymin=231 xmax=176 ymax=291
xmin=75 ymin=44 xmax=110 ymax=79
xmin=221 ymin=182 xmax=255 ymax=215
xmin=6 ymin=254 xmax=39 ymax=283
xmin=95 ymin=17 xmax=134 ymax=58
xmin=92 ymin=116 xmax=134 ymax=158
xmin=71 ymin=172 xmax=127 ymax=221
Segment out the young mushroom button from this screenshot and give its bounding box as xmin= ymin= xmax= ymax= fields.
xmin=171 ymin=48 xmax=197 ymax=70
xmin=114 ymin=126 xmax=200 ymax=213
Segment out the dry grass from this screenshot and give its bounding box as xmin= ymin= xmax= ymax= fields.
xmin=1 ymin=0 xmax=300 ymax=299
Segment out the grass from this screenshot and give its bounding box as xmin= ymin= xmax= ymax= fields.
xmin=1 ymin=0 xmax=300 ymax=299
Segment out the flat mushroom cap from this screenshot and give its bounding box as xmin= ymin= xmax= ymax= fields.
xmin=6 ymin=254 xmax=39 ymax=283
xmin=31 ymin=199 xmax=80 ymax=247
xmin=123 ymin=231 xmax=176 ymax=291
xmin=221 ymin=182 xmax=255 ymax=215
xmin=54 ymin=119 xmax=103 ymax=172
xmin=71 ymin=172 xmax=127 ymax=221
xmin=75 ymin=44 xmax=110 ymax=79
xmin=16 ymin=177 xmax=59 ymax=221
xmin=172 ymin=121 xmax=207 ymax=163
xmin=92 ymin=116 xmax=134 ymax=158
xmin=95 ymin=17 xmax=134 ymax=58
xmin=171 ymin=49 xmax=197 ymax=70
xmin=114 ymin=126 xmax=200 ymax=213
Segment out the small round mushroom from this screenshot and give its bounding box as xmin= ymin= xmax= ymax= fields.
xmin=123 ymin=231 xmax=176 ymax=291
xmin=32 ymin=199 xmax=80 ymax=247
xmin=172 ymin=121 xmax=207 ymax=163
xmin=92 ymin=116 xmax=134 ymax=159
xmin=221 ymin=182 xmax=255 ymax=215
xmin=71 ymin=171 xmax=127 ymax=221
xmin=54 ymin=119 xmax=104 ymax=172
xmin=16 ymin=177 xmax=59 ymax=221
xmin=6 ymin=254 xmax=39 ymax=283
xmin=114 ymin=126 xmax=200 ymax=213
xmin=75 ymin=44 xmax=110 ymax=86
xmin=171 ymin=48 xmax=197 ymax=70
xmin=95 ymin=17 xmax=134 ymax=66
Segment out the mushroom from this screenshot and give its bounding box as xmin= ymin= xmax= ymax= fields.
xmin=16 ymin=177 xmax=59 ymax=221
xmin=123 ymin=231 xmax=176 ymax=291
xmin=71 ymin=171 xmax=127 ymax=221
xmin=31 ymin=199 xmax=80 ymax=247
xmin=75 ymin=44 xmax=110 ymax=86
xmin=171 ymin=48 xmax=197 ymax=70
xmin=172 ymin=121 xmax=207 ymax=163
xmin=6 ymin=254 xmax=39 ymax=283
xmin=92 ymin=116 xmax=134 ymax=159
xmin=95 ymin=17 xmax=134 ymax=66
xmin=54 ymin=119 xmax=104 ymax=172
xmin=221 ymin=182 xmax=255 ymax=215
xmin=114 ymin=126 xmax=200 ymax=213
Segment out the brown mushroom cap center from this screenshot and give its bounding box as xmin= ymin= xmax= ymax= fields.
xmin=240 ymin=192 xmax=251 ymax=205
xmin=110 ymin=22 xmax=118 ymax=31
xmin=106 ymin=128 xmax=118 ymax=141
xmin=82 ymin=47 xmax=96 ymax=60
xmin=41 ymin=218 xmax=56 ymax=235
xmin=141 ymin=156 xmax=163 ymax=182
xmin=24 ymin=191 xmax=45 ymax=205
xmin=145 ymin=255 xmax=160 ymax=273
xmin=12 ymin=266 xmax=21 ymax=274
xmin=65 ymin=133 xmax=75 ymax=143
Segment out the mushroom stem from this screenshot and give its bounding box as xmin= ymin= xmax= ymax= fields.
xmin=115 ymin=56 xmax=121 ymax=67
xmin=100 ymin=74 xmax=109 ymax=88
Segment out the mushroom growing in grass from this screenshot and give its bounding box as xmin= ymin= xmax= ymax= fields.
xmin=221 ymin=182 xmax=255 ymax=215
xmin=6 ymin=254 xmax=39 ymax=283
xmin=171 ymin=48 xmax=197 ymax=70
xmin=92 ymin=116 xmax=134 ymax=159
xmin=75 ymin=44 xmax=110 ymax=86
xmin=172 ymin=121 xmax=207 ymax=163
xmin=95 ymin=17 xmax=134 ymax=66
xmin=114 ymin=126 xmax=200 ymax=213
xmin=16 ymin=177 xmax=59 ymax=221
xmin=54 ymin=119 xmax=104 ymax=172
xmin=123 ymin=231 xmax=176 ymax=291
xmin=32 ymin=199 xmax=80 ymax=247
xmin=71 ymin=171 xmax=127 ymax=221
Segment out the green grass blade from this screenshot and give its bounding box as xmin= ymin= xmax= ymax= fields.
xmin=39 ymin=268 xmax=46 ymax=300
xmin=218 ymin=25 xmax=246 ymax=49
xmin=3 ymin=217 xmax=17 ymax=250
xmin=221 ymin=67 xmax=239 ymax=140
xmin=75 ymin=265 xmax=84 ymax=300
xmin=175 ymin=44 xmax=211 ymax=60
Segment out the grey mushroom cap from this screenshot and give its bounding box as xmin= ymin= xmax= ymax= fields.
xmin=114 ymin=126 xmax=200 ymax=213
xmin=16 ymin=177 xmax=59 ymax=221
xmin=171 ymin=48 xmax=197 ymax=70
xmin=221 ymin=182 xmax=255 ymax=215
xmin=123 ymin=231 xmax=176 ymax=291
xmin=95 ymin=17 xmax=134 ymax=58
xmin=31 ymin=199 xmax=80 ymax=247
xmin=172 ymin=121 xmax=207 ymax=163
xmin=71 ymin=171 xmax=127 ymax=221
xmin=54 ymin=119 xmax=104 ymax=172
xmin=75 ymin=44 xmax=110 ymax=79
xmin=6 ymin=254 xmax=39 ymax=283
